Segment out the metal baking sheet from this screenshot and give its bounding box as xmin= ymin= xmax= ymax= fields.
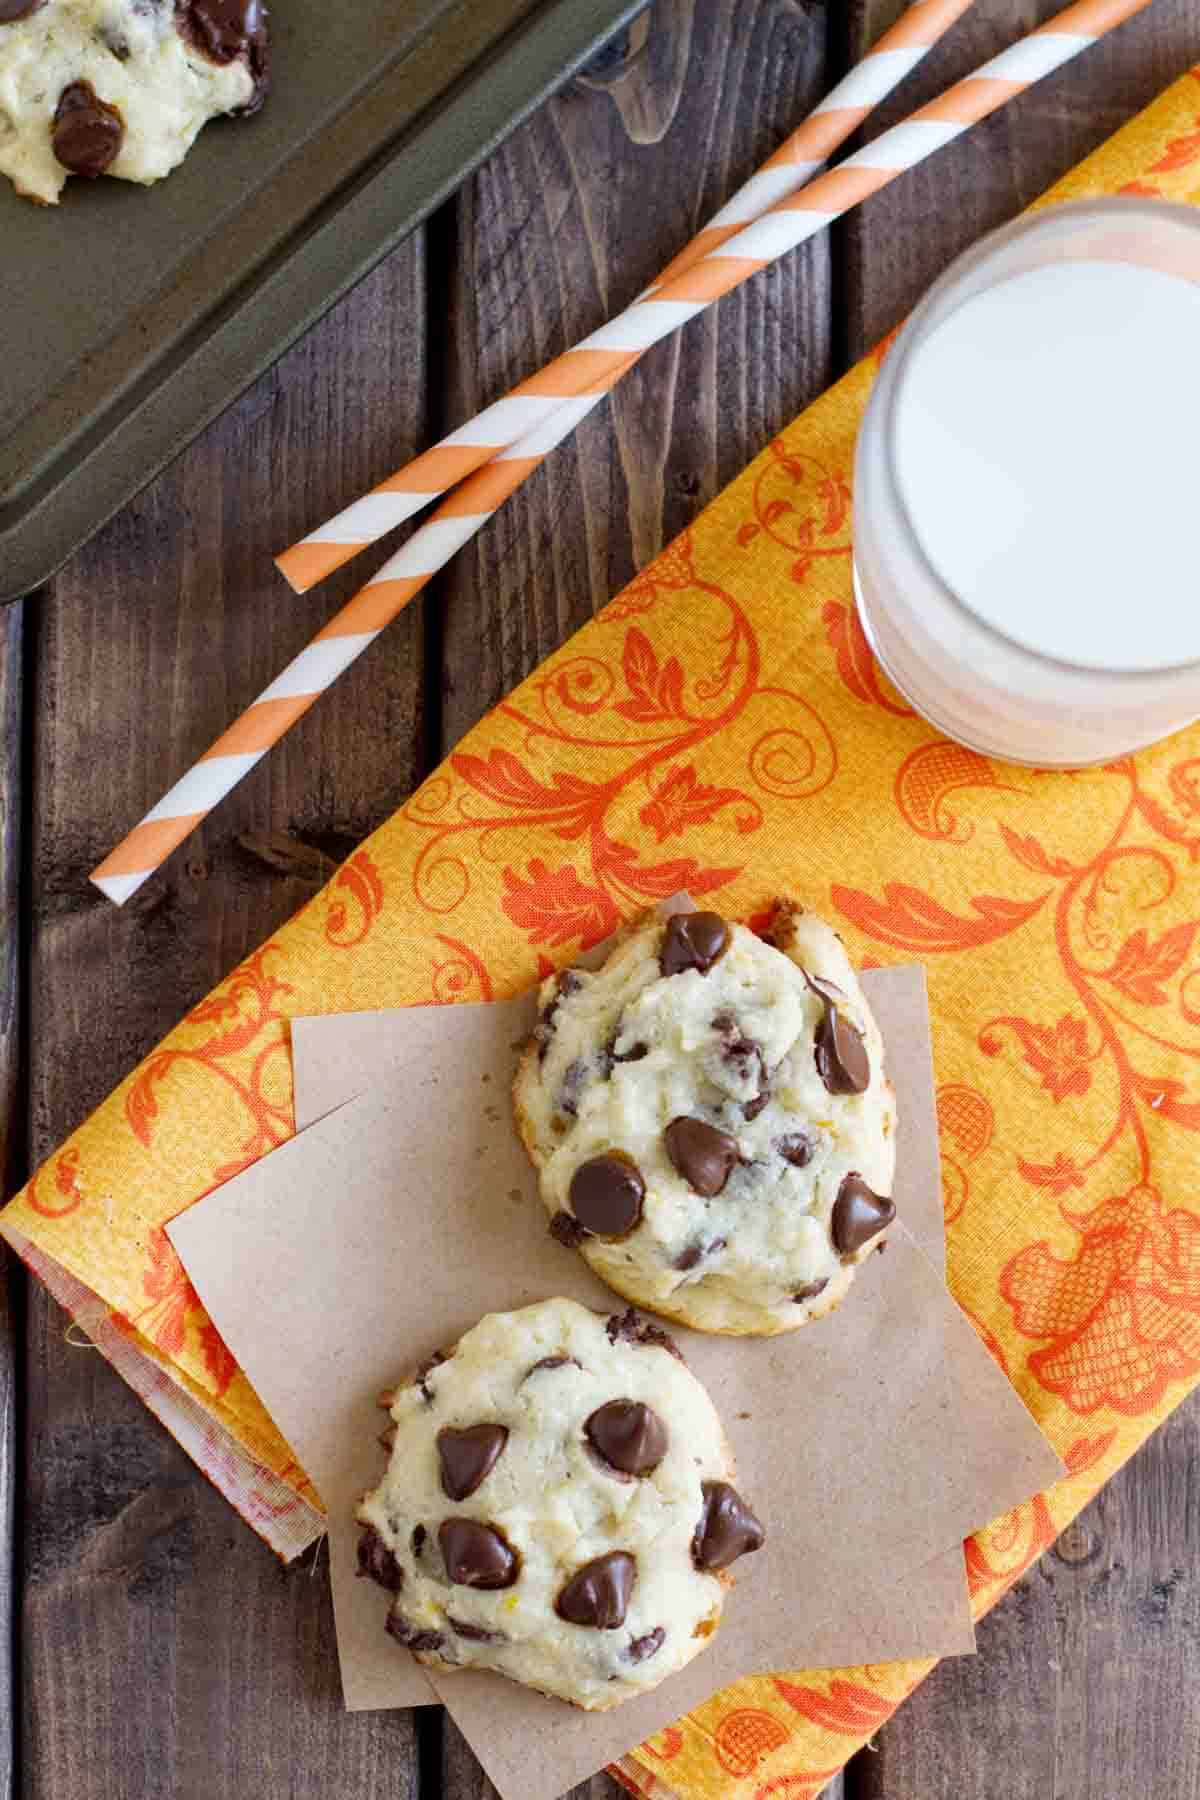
xmin=0 ymin=0 xmax=648 ymax=603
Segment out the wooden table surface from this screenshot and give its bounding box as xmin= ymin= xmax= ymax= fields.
xmin=4 ymin=2 xmax=1200 ymax=1795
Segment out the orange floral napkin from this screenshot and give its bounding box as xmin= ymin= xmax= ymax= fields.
xmin=6 ymin=65 xmax=1200 ymax=1800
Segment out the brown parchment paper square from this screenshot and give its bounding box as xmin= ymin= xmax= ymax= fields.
xmin=169 ymin=967 xmax=1062 ymax=1793
xmin=288 ymin=968 xmax=981 ymax=1685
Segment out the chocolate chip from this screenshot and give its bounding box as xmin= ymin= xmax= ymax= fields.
xmin=555 ymin=1551 xmax=636 ymax=1628
xmin=664 ymin=1117 xmax=739 ymax=1197
xmin=805 ymin=973 xmax=870 ymax=1095
xmin=626 ymin=1626 xmax=666 ymax=1664
xmin=525 ymin=1354 xmax=581 ymax=1378
xmin=602 ymin=1025 xmax=649 ymax=1076
xmin=437 ymin=1424 xmax=509 ymax=1501
xmin=742 ymin=1091 xmax=770 ymax=1121
xmin=660 ymin=911 xmax=729 ymax=977
xmin=557 ymin=1059 xmax=587 ymax=1117
xmin=535 ymin=970 xmax=583 ymax=1060
xmin=357 ymin=1526 xmax=404 ymax=1593
xmin=585 ymin=1400 xmax=668 ymax=1477
xmin=98 ymin=24 xmax=130 ymax=57
xmin=831 ymin=1173 xmax=895 ymax=1256
xmin=178 ymin=0 xmax=270 ymax=109
xmin=792 ymin=1278 xmax=829 ymax=1303
xmin=439 ymin=1519 xmax=519 ymax=1589
xmin=672 ymin=1236 xmax=726 ymax=1272
xmin=606 ymin=1308 xmax=684 ymax=1361
xmin=568 ymin=1152 xmax=645 ymax=1238
xmin=776 ymin=1131 xmax=815 ymax=1168
xmin=447 ymin=1617 xmax=505 ymax=1643
xmin=52 ymin=81 xmax=124 ymax=178
xmin=691 ymin=1481 xmax=766 ymax=1572
xmin=385 ymin=1613 xmax=443 ymax=1654
xmin=0 ymin=0 xmax=44 ymax=20
xmin=411 ymin=1524 xmax=426 ymax=1557
xmin=414 ymin=1349 xmax=447 ymax=1405
xmin=549 ymin=1210 xmax=587 ymax=1249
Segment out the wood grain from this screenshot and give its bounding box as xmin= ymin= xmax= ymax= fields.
xmin=844 ymin=0 xmax=1200 ymax=349
xmin=844 ymin=5 xmax=1200 ymax=1796
xmin=437 ymin=0 xmax=836 ymax=747
xmin=0 ymin=601 xmax=22 ymax=1800
xmin=22 ymin=243 xmax=432 ymax=1800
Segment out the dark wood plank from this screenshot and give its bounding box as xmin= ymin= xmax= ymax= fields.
xmin=438 ymin=0 xmax=837 ymax=743
xmin=843 ymin=4 xmax=1200 ymax=1796
xmin=23 ymin=240 xmax=432 ymax=1800
xmin=0 ymin=601 xmax=22 ymax=1800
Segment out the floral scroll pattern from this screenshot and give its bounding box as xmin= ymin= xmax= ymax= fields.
xmin=837 ymin=754 xmax=1200 ymax=1420
xmin=125 ymin=945 xmax=294 ymax=1184
xmin=401 ymin=534 xmax=836 ymax=950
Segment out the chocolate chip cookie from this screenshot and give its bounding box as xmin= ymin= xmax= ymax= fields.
xmin=514 ymin=901 xmax=897 ymax=1335
xmin=356 ymin=1297 xmax=763 ymax=1710
xmin=0 ymin=1 xmax=267 ymax=205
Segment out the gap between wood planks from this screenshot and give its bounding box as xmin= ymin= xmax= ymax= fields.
xmin=0 ymin=599 xmax=24 ymax=1800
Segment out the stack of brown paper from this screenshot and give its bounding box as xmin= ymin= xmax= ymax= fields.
xmin=170 ymin=963 xmax=1063 ymax=1800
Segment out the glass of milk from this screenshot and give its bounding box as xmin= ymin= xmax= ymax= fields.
xmin=853 ymin=197 xmax=1200 ymax=766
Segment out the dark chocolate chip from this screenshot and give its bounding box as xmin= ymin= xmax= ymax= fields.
xmin=437 ymin=1424 xmax=509 ymax=1502
xmin=0 ymin=0 xmax=44 ymax=20
xmin=776 ymin=1131 xmax=816 ymax=1168
xmin=626 ymin=1626 xmax=666 ymax=1664
xmin=568 ymin=1152 xmax=645 ymax=1238
xmin=672 ymin=1235 xmax=726 ymax=1272
xmin=602 ymin=1024 xmax=649 ymax=1076
xmin=664 ymin=1117 xmax=739 ymax=1197
xmin=712 ymin=1012 xmax=769 ymax=1097
xmin=805 ymin=973 xmax=870 ymax=1095
xmin=411 ymin=1524 xmax=426 ymax=1557
xmin=792 ymin=1278 xmax=829 ymax=1303
xmin=549 ymin=1209 xmax=587 ymax=1249
xmin=831 ymin=1173 xmax=895 ymax=1256
xmin=98 ymin=24 xmax=130 ymax=57
xmin=439 ymin=1519 xmax=519 ymax=1589
xmin=357 ymin=1525 xmax=404 ymax=1593
xmin=557 ymin=1058 xmax=588 ymax=1117
xmin=660 ymin=911 xmax=729 ymax=977
xmin=414 ymin=1349 xmax=447 ymax=1405
xmin=692 ymin=1481 xmax=766 ymax=1572
xmin=52 ymin=81 xmax=124 ymax=178
xmin=385 ymin=1612 xmax=444 ymax=1654
xmin=525 ymin=1354 xmax=581 ymax=1378
xmin=447 ymin=1616 xmax=505 ymax=1644
xmin=585 ymin=1400 xmax=668 ymax=1477
xmin=606 ymin=1308 xmax=684 ymax=1361
xmin=177 ymin=0 xmax=270 ymax=108
xmin=535 ymin=970 xmax=583 ymax=1060
xmin=742 ymin=1091 xmax=770 ymax=1121
xmin=555 ymin=1551 xmax=636 ymax=1628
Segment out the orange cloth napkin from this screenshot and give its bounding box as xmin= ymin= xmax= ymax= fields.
xmin=7 ymin=65 xmax=1200 ymax=1800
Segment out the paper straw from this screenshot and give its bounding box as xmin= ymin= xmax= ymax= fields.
xmin=276 ymin=0 xmax=977 ymax=595
xmin=93 ymin=0 xmax=1150 ymax=905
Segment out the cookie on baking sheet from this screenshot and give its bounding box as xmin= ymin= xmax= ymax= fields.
xmin=356 ymin=1297 xmax=764 ymax=1712
xmin=0 ymin=0 xmax=268 ymax=205
xmin=514 ymin=901 xmax=897 ymax=1337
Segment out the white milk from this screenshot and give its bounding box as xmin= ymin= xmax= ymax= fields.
xmin=851 ymin=200 xmax=1200 ymax=766
xmin=893 ymin=260 xmax=1200 ymax=675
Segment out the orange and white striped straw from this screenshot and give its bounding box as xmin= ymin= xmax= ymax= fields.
xmin=93 ymin=0 xmax=1151 ymax=905
xmin=276 ymin=0 xmax=977 ymax=596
